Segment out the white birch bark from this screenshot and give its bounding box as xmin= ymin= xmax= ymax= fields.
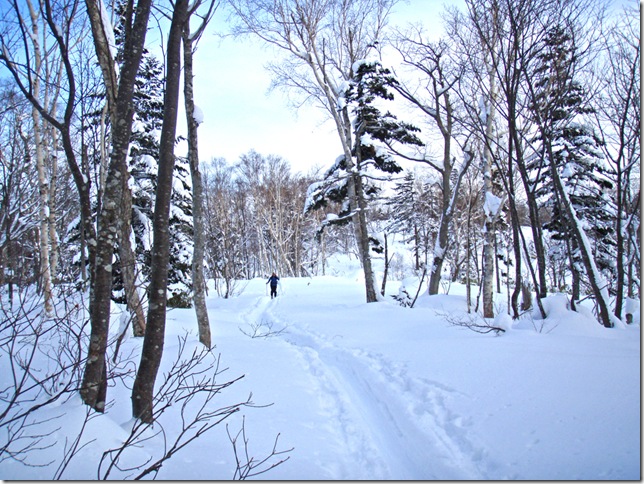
xmin=481 ymin=85 xmax=500 ymax=319
xmin=27 ymin=0 xmax=53 ymax=314
xmin=42 ymin=34 xmax=68 ymax=288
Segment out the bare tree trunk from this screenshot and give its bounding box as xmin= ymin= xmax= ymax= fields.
xmin=354 ymin=171 xmax=379 ymax=302
xmin=413 ymin=226 xmax=420 ymax=271
xmin=494 ymin=235 xmax=501 ymax=293
xmin=47 ymin=128 xmax=59 ymax=284
xmin=431 ymin=148 xmax=475 ymax=299
xmin=132 ymin=0 xmax=188 ymax=422
xmin=380 ymin=233 xmax=390 ymax=297
xmin=183 ymin=19 xmax=212 ymax=348
xmin=475 ymin=14 xmax=502 ymax=319
xmin=85 ymin=0 xmax=146 ymax=338
xmin=506 ymin=133 xmax=522 ymax=319
xmin=481 ymin=128 xmax=502 ymax=320
xmin=26 ymin=1 xmax=53 ymax=314
xmin=482 ymin=224 xmax=496 ymax=318
xmin=81 ymin=0 xmax=152 ymax=412
xmin=547 ymin=149 xmax=615 ymax=328
xmin=118 ymin=185 xmax=146 ymax=337
xmin=34 ymin=108 xmax=54 ymax=314
xmin=466 ymin=186 xmax=472 ymax=313
xmin=42 ymin=50 xmax=64 ymax=285
xmin=427 ymin=146 xmax=452 ymax=296
xmin=79 ymin=143 xmax=89 ymax=285
xmin=427 ymin=211 xmax=449 ymax=295
xmin=564 ymin=233 xmax=580 ymax=310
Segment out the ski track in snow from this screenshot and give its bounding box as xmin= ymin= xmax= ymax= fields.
xmin=241 ymin=295 xmax=490 ymax=480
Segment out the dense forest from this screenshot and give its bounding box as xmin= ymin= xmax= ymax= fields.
xmin=0 ymin=0 xmax=639 ymax=448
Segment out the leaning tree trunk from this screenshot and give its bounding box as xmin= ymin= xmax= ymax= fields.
xmin=132 ymin=0 xmax=188 ymax=423
xmin=427 ymin=147 xmax=452 ymax=296
xmin=548 ymin=153 xmax=615 ymax=328
xmin=182 ymin=26 xmax=211 ymax=348
xmin=429 ymin=145 xmax=474 ymax=297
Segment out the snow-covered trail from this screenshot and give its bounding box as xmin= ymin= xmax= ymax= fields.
xmin=220 ymin=274 xmax=638 ymax=480
xmin=242 ymin=293 xmax=487 ymax=480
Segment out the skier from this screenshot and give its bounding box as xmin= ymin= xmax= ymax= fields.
xmin=266 ymin=272 xmax=280 ymax=299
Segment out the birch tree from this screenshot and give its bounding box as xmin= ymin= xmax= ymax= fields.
xmin=0 ymin=0 xmax=91 ymax=312
xmin=444 ymin=4 xmax=508 ymax=318
xmin=478 ymin=69 xmax=504 ymax=318
xmin=28 ymin=0 xmax=54 ymax=314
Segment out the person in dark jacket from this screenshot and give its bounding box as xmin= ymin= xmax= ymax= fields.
xmin=266 ymin=272 xmax=280 ymax=299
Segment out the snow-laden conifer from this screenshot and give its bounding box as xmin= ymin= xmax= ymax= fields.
xmin=306 ymin=60 xmax=422 ymax=244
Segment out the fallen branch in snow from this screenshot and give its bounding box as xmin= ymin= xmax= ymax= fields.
xmin=439 ymin=311 xmax=506 ymax=335
xmin=239 ymin=318 xmax=288 ymax=339
xmin=227 ymin=415 xmax=293 ymax=480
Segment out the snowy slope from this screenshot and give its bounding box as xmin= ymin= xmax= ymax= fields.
xmin=0 ymin=270 xmax=640 ymax=480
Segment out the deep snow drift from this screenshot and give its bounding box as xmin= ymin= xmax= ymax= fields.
xmin=0 ymin=257 xmax=640 ymax=480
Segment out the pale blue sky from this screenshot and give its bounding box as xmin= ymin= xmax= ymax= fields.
xmin=181 ymin=0 xmax=454 ymax=174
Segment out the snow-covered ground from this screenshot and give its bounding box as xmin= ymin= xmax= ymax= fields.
xmin=1 ymin=257 xmax=640 ymax=480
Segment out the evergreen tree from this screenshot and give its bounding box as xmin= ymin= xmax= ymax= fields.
xmin=306 ymin=60 xmax=423 ymax=251
xmin=112 ymin=52 xmax=164 ymax=303
xmin=166 ymin=155 xmax=194 ymax=307
xmin=538 ymin=122 xmax=615 ymax=294
xmin=127 ymin=53 xmax=194 ymax=308
xmin=529 ymin=25 xmax=616 ymax=312
xmin=112 ymin=7 xmax=194 ymax=308
xmin=347 ymin=61 xmax=423 ymax=175
xmin=386 ymin=171 xmax=434 ymax=271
